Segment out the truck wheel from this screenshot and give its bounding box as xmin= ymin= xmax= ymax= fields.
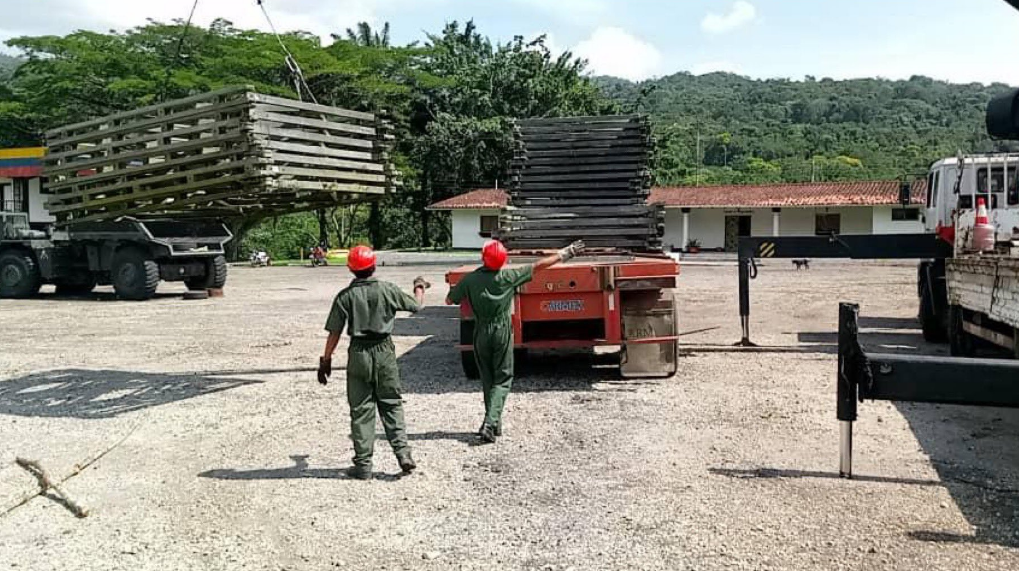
xmin=185 ymin=255 xmax=228 ymax=290
xmin=919 ymin=272 xmax=947 ymax=343
xmin=112 ymin=247 xmax=159 ymax=301
xmin=0 ymin=251 xmax=42 ymax=299
xmin=948 ymin=305 xmax=974 ymax=357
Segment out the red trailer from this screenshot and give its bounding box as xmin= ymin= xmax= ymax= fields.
xmin=446 ymin=250 xmax=680 ymax=378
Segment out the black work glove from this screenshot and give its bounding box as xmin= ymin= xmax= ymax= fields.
xmin=318 ymin=356 xmax=332 ymax=385
xmin=413 ymin=276 xmax=431 ymax=290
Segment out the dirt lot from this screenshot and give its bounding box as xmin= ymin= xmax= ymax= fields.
xmin=1 ymin=260 xmax=1017 ymax=571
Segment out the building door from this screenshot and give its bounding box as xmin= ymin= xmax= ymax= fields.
xmin=724 ymin=215 xmax=752 ymax=252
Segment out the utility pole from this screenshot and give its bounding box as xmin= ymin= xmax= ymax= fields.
xmin=696 ymin=131 xmax=702 ymax=186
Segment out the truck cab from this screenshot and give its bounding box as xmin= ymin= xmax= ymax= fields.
xmin=924 ymin=155 xmax=1019 ymax=250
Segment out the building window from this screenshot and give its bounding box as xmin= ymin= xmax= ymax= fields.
xmin=479 ymin=215 xmax=499 ymax=237
xmin=891 ymin=208 xmax=920 ymax=221
xmin=815 ymin=213 xmax=841 ymax=235
xmin=0 ymin=180 xmax=26 ymax=213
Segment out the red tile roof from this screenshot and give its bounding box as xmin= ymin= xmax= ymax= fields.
xmin=427 ymin=180 xmax=927 ymax=210
xmin=650 ymin=180 xmax=927 ymax=208
xmin=427 ymin=188 xmax=509 ymax=210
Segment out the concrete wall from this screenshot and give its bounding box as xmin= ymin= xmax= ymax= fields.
xmin=451 ymin=209 xmax=500 ymax=249
xmin=28 ymin=178 xmax=55 ymax=224
xmin=872 ymin=205 xmax=924 ymax=234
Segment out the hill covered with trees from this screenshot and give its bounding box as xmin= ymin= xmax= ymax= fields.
xmin=0 ymin=19 xmax=1013 ymax=256
xmin=599 ymin=72 xmax=1016 ymax=186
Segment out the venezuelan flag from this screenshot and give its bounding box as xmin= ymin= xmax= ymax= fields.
xmin=0 ymin=147 xmax=45 ymax=178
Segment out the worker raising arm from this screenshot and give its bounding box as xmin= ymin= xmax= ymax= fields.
xmin=318 ymin=245 xmax=430 ymax=480
xmin=445 ymin=239 xmax=584 ymax=443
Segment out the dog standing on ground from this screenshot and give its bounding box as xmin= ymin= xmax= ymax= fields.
xmin=792 ymin=259 xmax=810 ymax=270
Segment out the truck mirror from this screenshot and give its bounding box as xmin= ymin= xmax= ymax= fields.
xmin=986 ymin=88 xmax=1019 ymax=139
xmin=899 ymin=181 xmax=911 ymax=206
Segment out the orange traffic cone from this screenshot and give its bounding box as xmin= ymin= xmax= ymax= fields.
xmin=973 ymin=197 xmax=995 ymax=252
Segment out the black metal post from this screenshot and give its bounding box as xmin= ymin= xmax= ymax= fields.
xmin=836 ymin=302 xmax=860 ymax=478
xmin=737 ymin=256 xmax=753 ymax=346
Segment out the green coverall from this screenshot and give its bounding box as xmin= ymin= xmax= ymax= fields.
xmin=325 ymin=278 xmax=420 ymax=468
xmin=447 ymin=265 xmax=534 ymax=431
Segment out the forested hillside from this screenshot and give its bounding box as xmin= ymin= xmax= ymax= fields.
xmin=599 ymin=73 xmax=1017 ymax=186
xmin=0 ymin=19 xmax=1014 ymax=256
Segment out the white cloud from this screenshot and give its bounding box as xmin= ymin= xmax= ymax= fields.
xmin=701 ymin=1 xmax=757 ymax=35
xmin=691 ymin=61 xmax=741 ymax=75
xmin=573 ymin=27 xmax=662 ymax=81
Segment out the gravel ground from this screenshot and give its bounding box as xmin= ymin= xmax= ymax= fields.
xmin=1 ymin=260 xmax=1017 ymax=570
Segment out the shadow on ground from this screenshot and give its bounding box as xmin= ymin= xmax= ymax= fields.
xmin=396 ymin=335 xmax=635 ymax=394
xmin=895 ymin=403 xmax=1019 ymax=548
xmin=199 ymin=454 xmax=406 ymax=481
xmin=718 ymin=317 xmax=1019 ymax=549
xmin=0 ymin=368 xmax=267 ymax=419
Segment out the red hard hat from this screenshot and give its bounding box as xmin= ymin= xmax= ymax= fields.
xmin=481 ymin=240 xmax=508 ymax=270
xmin=347 ymin=245 xmax=376 ymax=272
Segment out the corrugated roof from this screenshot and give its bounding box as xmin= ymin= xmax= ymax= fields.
xmin=427 ymin=180 xmax=927 ymax=210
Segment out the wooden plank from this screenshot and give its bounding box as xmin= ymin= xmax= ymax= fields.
xmin=505 ymin=205 xmax=654 ymax=217
xmin=45 ymin=117 xmax=244 ymax=163
xmin=263 ymin=140 xmax=373 ymax=162
xmin=273 ymin=180 xmax=387 ymax=193
xmin=59 ymin=177 xmax=259 ymax=224
xmin=247 ymin=93 xmax=376 ymax=122
xmin=518 ymin=146 xmax=648 ymax=158
xmin=45 ymin=86 xmax=249 ymax=138
xmin=515 ymin=153 xmax=648 ymax=166
xmin=268 ymin=151 xmax=383 ymax=172
xmin=512 ymin=197 xmax=645 ymax=207
xmin=513 ymin=162 xmax=646 ymax=174
xmin=46 ymin=159 xmax=264 ymax=213
xmin=502 ymin=227 xmax=656 ymax=238
xmin=274 ymin=166 xmax=387 ymax=184
xmin=501 ymin=217 xmax=655 ymax=230
xmin=49 ymin=99 xmax=250 ymax=149
xmin=248 ymin=125 xmax=375 ymax=149
xmin=513 ymin=171 xmax=647 ymax=183
xmin=46 ymin=144 xmax=254 ymax=192
xmin=516 ymin=115 xmax=644 ymax=126
xmin=45 ymin=129 xmax=247 ymax=177
xmin=250 ymin=111 xmax=376 ymax=137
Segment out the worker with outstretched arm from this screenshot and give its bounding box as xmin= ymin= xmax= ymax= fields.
xmin=446 ymin=239 xmax=585 ymax=443
xmin=318 ymin=245 xmax=430 ymax=480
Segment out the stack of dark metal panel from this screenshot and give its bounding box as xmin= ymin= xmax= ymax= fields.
xmin=498 ymin=114 xmax=663 ymax=251
xmin=43 ymin=86 xmax=398 ymax=224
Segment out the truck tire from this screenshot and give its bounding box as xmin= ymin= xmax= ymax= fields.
xmin=185 ymin=255 xmax=228 ymax=290
xmin=112 ymin=247 xmax=159 ymax=301
xmin=459 ymin=319 xmax=481 ymax=379
xmin=919 ymin=269 xmax=947 ymax=343
xmin=948 ymin=305 xmax=974 ymax=358
xmin=0 ymin=250 xmax=42 ymax=299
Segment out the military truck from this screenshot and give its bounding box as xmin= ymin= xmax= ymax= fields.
xmin=0 ymin=211 xmax=230 ymax=299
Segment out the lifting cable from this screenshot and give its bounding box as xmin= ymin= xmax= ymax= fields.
xmin=158 ymin=0 xmax=201 ymax=102
xmin=256 ymin=0 xmax=318 ymax=104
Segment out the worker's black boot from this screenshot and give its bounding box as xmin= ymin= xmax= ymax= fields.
xmin=478 ymin=424 xmax=497 ymax=444
xmin=493 ymin=423 xmax=502 ymax=437
xmin=346 ymin=464 xmax=372 ymax=480
xmin=397 ymin=453 xmax=417 ymax=474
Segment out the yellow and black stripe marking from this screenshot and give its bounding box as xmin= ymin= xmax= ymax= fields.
xmin=758 ymin=242 xmax=776 ymax=258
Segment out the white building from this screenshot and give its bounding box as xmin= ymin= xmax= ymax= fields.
xmin=428 ymin=181 xmax=926 ymax=251
xmin=0 ymin=147 xmax=56 ymax=227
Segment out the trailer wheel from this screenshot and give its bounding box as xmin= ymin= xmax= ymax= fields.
xmin=0 ymin=250 xmax=41 ymax=299
xmin=185 ymin=255 xmax=228 ymax=290
xmin=919 ymin=270 xmax=947 ymax=343
xmin=112 ymin=247 xmax=159 ymax=301
xmin=461 ymin=351 xmax=481 ymax=380
xmin=459 ymin=319 xmax=481 ymax=379
xmin=948 ymin=305 xmax=974 ymax=357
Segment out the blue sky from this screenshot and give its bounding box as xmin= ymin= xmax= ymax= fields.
xmin=2 ymin=0 xmax=1019 ymax=84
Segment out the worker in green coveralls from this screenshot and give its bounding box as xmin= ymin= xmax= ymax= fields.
xmin=318 ymin=245 xmax=430 ymax=480
xmin=446 ymin=239 xmax=585 ymax=443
